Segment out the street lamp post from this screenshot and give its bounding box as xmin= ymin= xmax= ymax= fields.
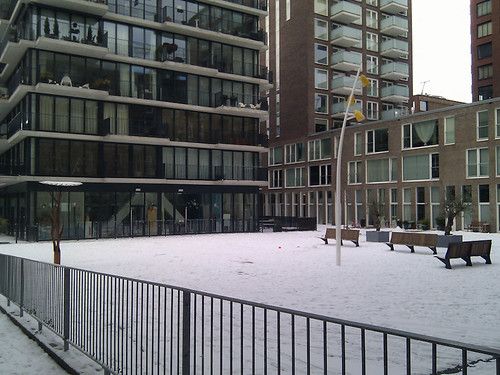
xmin=335 ymin=68 xmax=368 ymax=266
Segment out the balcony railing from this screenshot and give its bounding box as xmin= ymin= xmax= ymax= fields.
xmin=331 ymin=50 xmax=362 ymax=71
xmin=331 ymin=101 xmax=362 ymax=116
xmin=330 ymin=26 xmax=362 ymax=48
xmin=380 ymin=0 xmax=408 ymax=14
xmin=330 ymin=1 xmax=362 ymax=23
xmin=381 ymin=107 xmax=410 ymax=120
xmin=214 ymin=91 xmax=268 ymax=110
xmin=380 ymin=15 xmax=409 ymax=36
xmin=331 ymin=76 xmax=362 ymax=95
xmin=160 ymin=6 xmax=267 ymax=44
xmin=380 ymin=38 xmax=409 ymax=59
xmin=380 ymin=61 xmax=409 ymax=80
xmin=212 ymin=0 xmax=268 ymax=11
xmin=381 ymin=85 xmax=409 ymax=103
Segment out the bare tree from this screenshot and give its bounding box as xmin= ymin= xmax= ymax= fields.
xmin=369 ymin=201 xmax=384 ymax=231
xmin=443 ymin=196 xmax=469 ymax=235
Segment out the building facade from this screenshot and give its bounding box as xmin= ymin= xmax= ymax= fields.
xmin=264 ymin=98 xmax=500 ymax=232
xmin=267 ymin=0 xmax=412 ymax=143
xmin=471 ymin=0 xmax=497 ymax=101
xmin=0 ymin=0 xmax=271 ymax=240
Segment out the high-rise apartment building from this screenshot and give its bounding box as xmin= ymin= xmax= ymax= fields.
xmin=264 ymin=0 xmax=412 ymax=224
xmin=268 ymin=0 xmax=412 ymax=142
xmin=471 ymin=0 xmax=497 ymax=101
xmin=0 ymin=0 xmax=271 ymax=240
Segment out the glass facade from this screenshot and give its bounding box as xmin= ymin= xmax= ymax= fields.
xmin=2 ymin=94 xmax=261 ymax=145
xmin=0 ymin=1 xmax=267 ymax=240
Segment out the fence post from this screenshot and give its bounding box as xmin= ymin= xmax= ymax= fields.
xmin=63 ymin=267 xmax=70 ymax=351
xmin=182 ymin=290 xmax=191 ymax=375
xmin=6 ymin=257 xmax=10 ymax=306
xmin=19 ymin=258 xmax=24 ymax=317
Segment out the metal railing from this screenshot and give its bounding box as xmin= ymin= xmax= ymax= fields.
xmin=26 ymin=219 xmax=259 ymax=241
xmin=0 ymin=254 xmax=499 ymax=374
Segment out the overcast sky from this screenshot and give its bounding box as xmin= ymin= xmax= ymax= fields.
xmin=412 ymin=0 xmax=472 ymax=103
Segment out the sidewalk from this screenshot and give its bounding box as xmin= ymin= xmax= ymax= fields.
xmin=0 ymin=312 xmax=69 ymax=374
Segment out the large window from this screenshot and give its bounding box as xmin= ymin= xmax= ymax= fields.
xmin=285 ymin=143 xmax=305 ymax=164
xmin=496 ymin=108 xmax=500 ymax=138
xmin=314 ymin=0 xmax=328 ymax=16
xmin=467 ymin=148 xmax=489 ymax=178
xmin=315 ymin=69 xmax=328 ymax=90
xmin=477 ymin=42 xmax=492 ymax=60
xmin=403 ymin=120 xmax=439 ymax=149
xmin=444 ymin=116 xmax=455 ymax=144
xmin=479 ymin=184 xmax=490 ymax=222
xmin=285 ymin=168 xmax=305 ymax=188
xmin=477 ymin=110 xmax=489 ymax=140
xmin=477 ymin=0 xmax=492 ymax=16
xmin=314 ymin=19 xmax=328 ymax=40
xmin=314 ymin=44 xmax=328 ymax=65
xmin=269 ymin=147 xmax=283 ymax=165
xmin=366 ymin=158 xmax=395 ymax=183
xmin=366 ymin=128 xmax=388 ymax=153
xmin=309 ymin=164 xmax=331 ymax=186
xmin=354 ymin=132 xmax=363 ymax=155
xmin=348 ymin=161 xmax=362 ymax=184
xmin=402 ymin=154 xmax=439 ymax=181
xmin=477 ymin=22 xmax=492 ymax=38
xmin=478 ymin=64 xmax=493 ymax=80
xmin=269 ymin=169 xmax=283 ymax=188
xmin=315 ymin=93 xmax=328 ymax=113
xmin=309 ymin=138 xmax=332 ymax=161
xmin=478 ymin=85 xmax=493 ymax=100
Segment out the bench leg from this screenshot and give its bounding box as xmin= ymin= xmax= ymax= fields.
xmin=352 ymin=240 xmax=359 ymax=247
xmin=386 ymin=243 xmax=394 ymax=251
xmin=320 ymin=238 xmax=328 ymax=245
xmin=462 ymin=257 xmax=472 ymax=267
xmin=430 ymin=246 xmax=437 ymax=255
xmin=482 ymin=255 xmax=492 ymax=264
xmin=406 ymin=245 xmax=414 ymax=253
xmin=340 ymin=240 xmax=343 ymax=246
xmin=436 ymin=256 xmax=452 ymax=269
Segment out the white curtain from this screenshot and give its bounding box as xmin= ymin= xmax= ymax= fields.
xmin=414 ymin=120 xmax=436 ymax=145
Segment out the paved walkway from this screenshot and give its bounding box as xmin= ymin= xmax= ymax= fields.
xmin=0 ymin=312 xmax=68 ymax=374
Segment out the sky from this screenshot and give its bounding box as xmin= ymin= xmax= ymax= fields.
xmin=412 ymin=0 xmax=472 ymax=103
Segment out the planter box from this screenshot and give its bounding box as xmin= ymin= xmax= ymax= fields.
xmin=436 ymin=234 xmax=463 ymax=248
xmin=366 ymin=230 xmax=390 ymax=242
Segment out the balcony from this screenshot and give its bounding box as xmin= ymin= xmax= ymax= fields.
xmin=330 ymin=26 xmax=362 ymax=48
xmin=380 ymin=0 xmax=408 ymax=15
xmin=380 ymin=38 xmax=408 ymax=59
xmin=381 ymin=107 xmax=409 ymax=120
xmin=196 ymin=0 xmax=268 ymax=16
xmin=380 ymin=61 xmax=409 ymax=81
xmin=35 ymin=0 xmax=109 ymax=17
xmin=330 ymin=1 xmax=362 ymax=24
xmin=331 ymin=76 xmax=361 ymax=96
xmin=381 ymin=85 xmax=409 ymax=103
xmin=331 ymin=50 xmax=361 ymax=72
xmin=331 ymin=101 xmax=362 ymax=119
xmin=380 ymin=15 xmax=408 ymax=37
xmin=160 ymin=6 xmax=267 ymax=46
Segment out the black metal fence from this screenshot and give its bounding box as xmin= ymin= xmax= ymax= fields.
xmin=0 ymin=254 xmax=499 ymax=375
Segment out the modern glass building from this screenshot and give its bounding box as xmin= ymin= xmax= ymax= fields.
xmin=0 ymin=0 xmax=271 ymax=240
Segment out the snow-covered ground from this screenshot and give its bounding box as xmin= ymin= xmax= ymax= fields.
xmin=0 ymin=311 xmax=68 ymax=374
xmin=0 ymin=227 xmax=499 ymax=373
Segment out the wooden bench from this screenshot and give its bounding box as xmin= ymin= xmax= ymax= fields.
xmin=320 ymin=228 xmax=359 ymax=247
xmin=467 ymin=220 xmax=490 ymax=233
xmin=386 ymin=232 xmax=438 ymax=254
xmin=435 ymin=240 xmax=492 ymax=269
